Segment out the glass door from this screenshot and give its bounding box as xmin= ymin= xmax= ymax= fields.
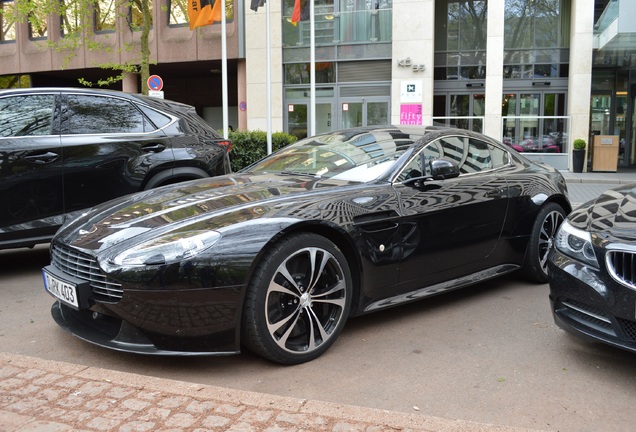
xmin=433 ymin=92 xmax=485 ymax=132
xmin=286 ymin=101 xmax=334 ymax=140
xmin=339 ymin=98 xmax=389 ymax=129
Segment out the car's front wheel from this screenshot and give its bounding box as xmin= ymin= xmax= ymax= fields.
xmin=241 ymin=233 xmax=352 ymax=364
xmin=519 ymin=202 xmax=566 ymax=283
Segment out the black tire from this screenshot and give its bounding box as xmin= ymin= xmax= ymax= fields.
xmin=519 ymin=202 xmax=566 ymax=283
xmin=241 ymin=233 xmax=352 ymax=364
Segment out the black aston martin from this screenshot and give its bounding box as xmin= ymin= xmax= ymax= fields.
xmin=549 ymin=183 xmax=636 ymax=353
xmin=43 ymin=125 xmax=571 ymax=364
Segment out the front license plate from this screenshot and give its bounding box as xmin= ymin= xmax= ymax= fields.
xmin=43 ymin=269 xmax=80 ymax=309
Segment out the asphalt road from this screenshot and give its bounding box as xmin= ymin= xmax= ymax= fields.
xmin=2 ymin=244 xmax=635 ymax=432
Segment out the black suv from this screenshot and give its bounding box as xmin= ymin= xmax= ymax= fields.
xmin=0 ymin=88 xmax=232 ymax=250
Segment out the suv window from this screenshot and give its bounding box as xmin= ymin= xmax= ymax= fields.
xmin=67 ymin=95 xmax=146 ymax=134
xmin=138 ymin=105 xmax=172 ymax=129
xmin=0 ymin=94 xmax=56 ymax=137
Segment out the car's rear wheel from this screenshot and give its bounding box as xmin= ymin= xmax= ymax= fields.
xmin=519 ymin=202 xmax=566 ymax=283
xmin=241 ymin=233 xmax=352 ymax=364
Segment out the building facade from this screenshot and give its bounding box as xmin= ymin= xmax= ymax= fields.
xmin=2 ymin=0 xmax=635 ymax=172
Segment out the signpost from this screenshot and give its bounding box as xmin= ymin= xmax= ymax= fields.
xmin=147 ymin=75 xmax=164 ymax=99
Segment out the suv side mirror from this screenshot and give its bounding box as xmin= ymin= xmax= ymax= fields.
xmin=429 ymin=158 xmax=460 ymax=180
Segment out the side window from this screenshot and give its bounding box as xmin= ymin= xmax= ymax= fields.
xmin=138 ymin=105 xmax=172 ymax=130
xmin=396 ymin=142 xmax=442 ymax=182
xmin=439 ymin=137 xmax=465 ymax=166
xmin=490 ymin=143 xmax=510 ymax=168
xmin=439 ymin=136 xmax=493 ymax=174
xmin=67 ymin=95 xmax=145 ymax=134
xmin=0 ymin=94 xmax=56 ymax=137
xmin=463 ymin=138 xmax=493 ymax=173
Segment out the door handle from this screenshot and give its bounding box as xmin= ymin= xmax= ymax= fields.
xmin=24 ymin=152 xmax=60 ymax=164
xmin=141 ymin=143 xmax=166 ymax=153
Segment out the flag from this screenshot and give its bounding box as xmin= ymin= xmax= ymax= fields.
xmin=290 ymin=0 xmax=309 ymax=26
xmin=189 ymin=0 xmax=222 ymax=30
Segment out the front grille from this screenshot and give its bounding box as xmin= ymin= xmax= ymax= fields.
xmin=607 ymin=250 xmax=636 ymax=290
xmin=51 ymin=244 xmax=123 ymax=303
xmin=618 ymin=318 xmax=636 ymax=342
xmin=561 ymin=299 xmax=614 ymax=332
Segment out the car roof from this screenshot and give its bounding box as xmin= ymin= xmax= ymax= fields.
xmin=0 ymin=87 xmax=194 ymax=113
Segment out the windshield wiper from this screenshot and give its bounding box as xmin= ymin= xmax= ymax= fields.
xmin=280 ymin=171 xmax=322 ymax=178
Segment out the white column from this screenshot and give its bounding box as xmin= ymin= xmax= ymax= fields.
xmin=484 ymin=0 xmax=505 ymax=140
xmin=245 ymin=1 xmax=284 ymax=132
xmin=567 ymin=0 xmax=595 ymax=171
xmin=391 ymin=0 xmax=434 ymax=125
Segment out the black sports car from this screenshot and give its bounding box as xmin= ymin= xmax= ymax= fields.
xmin=549 ymin=183 xmax=636 ymax=353
xmin=0 ymin=87 xmax=231 ymax=251
xmin=43 ymin=126 xmax=571 ymax=364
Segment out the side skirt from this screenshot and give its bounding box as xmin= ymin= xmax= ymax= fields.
xmin=363 ymin=264 xmax=520 ymax=312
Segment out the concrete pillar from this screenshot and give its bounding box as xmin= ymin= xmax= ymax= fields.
xmin=391 ymin=0 xmax=434 ymax=125
xmin=237 ymin=60 xmax=247 ymax=131
xmin=484 ymin=0 xmax=505 ymax=140
xmin=122 ymin=73 xmax=139 ymax=94
xmin=567 ymin=0 xmax=595 ymax=171
xmin=245 ymin=2 xmax=283 ymax=132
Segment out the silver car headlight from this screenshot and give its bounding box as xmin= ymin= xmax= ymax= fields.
xmin=554 ymin=220 xmax=598 ymax=267
xmin=112 ymin=230 xmax=221 ymax=266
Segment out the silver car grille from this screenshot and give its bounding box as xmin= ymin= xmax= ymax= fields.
xmin=607 ymin=250 xmax=636 ymax=290
xmin=51 ymin=244 xmax=123 ymax=302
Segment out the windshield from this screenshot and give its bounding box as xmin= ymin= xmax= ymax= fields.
xmin=247 ymin=128 xmax=419 ymax=182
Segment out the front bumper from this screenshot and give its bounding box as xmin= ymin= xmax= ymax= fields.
xmin=52 ymin=301 xmax=241 ymax=356
xmin=548 ymin=250 xmax=636 ymax=353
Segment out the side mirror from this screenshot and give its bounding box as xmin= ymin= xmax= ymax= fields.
xmin=429 ymin=158 xmax=460 ymax=180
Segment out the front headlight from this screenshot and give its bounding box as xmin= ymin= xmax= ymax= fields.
xmin=554 ymin=220 xmax=598 ymax=267
xmin=112 ymin=230 xmax=221 ymax=266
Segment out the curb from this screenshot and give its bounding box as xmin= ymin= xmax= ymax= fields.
xmin=0 ymin=352 xmax=545 ymax=432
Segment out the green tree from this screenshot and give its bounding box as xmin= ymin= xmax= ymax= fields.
xmin=2 ymin=0 xmax=154 ymax=93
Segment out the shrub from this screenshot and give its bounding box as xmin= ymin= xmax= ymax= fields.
xmin=573 ymin=138 xmax=586 ymax=150
xmin=228 ymin=130 xmax=297 ymax=172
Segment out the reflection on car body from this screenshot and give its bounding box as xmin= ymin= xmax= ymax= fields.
xmin=43 ymin=125 xmax=571 ymax=364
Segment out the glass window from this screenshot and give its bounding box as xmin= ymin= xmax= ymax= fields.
xmin=60 ymin=0 xmax=81 ymax=36
xmin=397 ymin=143 xmax=442 ymax=182
xmin=0 ymin=95 xmax=56 ymax=137
xmin=1 ymin=0 xmax=16 ymax=43
xmin=67 ymin=95 xmax=145 ymax=134
xmin=138 ymin=105 xmax=172 ymax=129
xmin=503 ymin=0 xmax=569 ymax=79
xmin=284 ymin=62 xmax=335 ymax=85
xmin=168 ymin=0 xmax=188 ymax=26
xmin=434 ymin=0 xmax=487 ymax=80
xmin=94 ymin=0 xmax=117 ymax=32
xmin=28 ymin=5 xmax=48 ymax=40
xmin=129 ymin=0 xmax=152 ymax=30
xmin=490 ymin=143 xmax=509 ymax=168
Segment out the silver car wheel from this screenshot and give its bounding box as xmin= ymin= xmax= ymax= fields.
xmin=265 ymin=246 xmax=347 ymax=354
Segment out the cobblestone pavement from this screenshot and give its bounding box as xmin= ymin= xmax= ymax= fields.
xmin=0 ymin=353 xmax=542 ymax=432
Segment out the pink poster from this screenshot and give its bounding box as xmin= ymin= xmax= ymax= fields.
xmin=400 ymin=104 xmax=423 ymax=125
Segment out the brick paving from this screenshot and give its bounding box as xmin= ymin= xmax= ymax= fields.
xmin=0 ymin=353 xmax=541 ymax=432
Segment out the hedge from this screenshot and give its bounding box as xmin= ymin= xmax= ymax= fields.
xmin=228 ymin=130 xmax=297 ymax=172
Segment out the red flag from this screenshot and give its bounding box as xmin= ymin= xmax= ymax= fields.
xmin=291 ymin=0 xmax=309 ymax=26
xmin=188 ymin=0 xmax=222 ymax=30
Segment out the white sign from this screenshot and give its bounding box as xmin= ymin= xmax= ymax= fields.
xmin=148 ymin=90 xmax=164 ymax=99
xmin=400 ymin=81 xmax=422 ymax=103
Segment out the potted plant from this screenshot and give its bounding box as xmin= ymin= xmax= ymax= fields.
xmin=572 ymin=138 xmax=586 ymax=173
